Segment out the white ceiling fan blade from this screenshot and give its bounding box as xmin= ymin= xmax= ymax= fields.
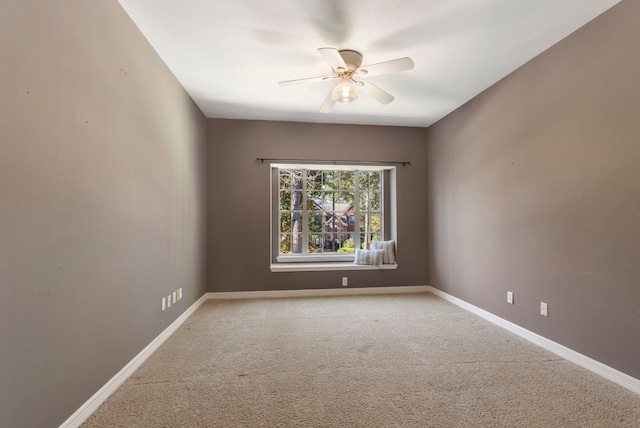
xmin=356 ymin=79 xmax=395 ymax=104
xmin=317 ymin=47 xmax=348 ymax=72
xmin=279 ymin=75 xmax=336 ymax=86
xmin=319 ymin=83 xmax=338 ymax=112
xmin=358 ymin=57 xmax=414 ymax=77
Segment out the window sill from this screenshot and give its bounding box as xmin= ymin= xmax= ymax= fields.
xmin=277 ymin=255 xmax=354 ymax=263
xmin=270 ymin=263 xmax=398 ymax=272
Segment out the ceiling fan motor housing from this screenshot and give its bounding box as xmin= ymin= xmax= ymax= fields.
xmin=338 ymin=50 xmax=363 ymax=71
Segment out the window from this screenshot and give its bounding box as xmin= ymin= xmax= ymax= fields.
xmin=270 ymin=164 xmax=397 ymax=270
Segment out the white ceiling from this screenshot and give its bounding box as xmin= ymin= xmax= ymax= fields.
xmin=118 ymin=0 xmax=621 ymax=128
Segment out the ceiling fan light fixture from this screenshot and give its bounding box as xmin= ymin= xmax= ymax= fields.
xmin=331 ymin=77 xmax=359 ymax=103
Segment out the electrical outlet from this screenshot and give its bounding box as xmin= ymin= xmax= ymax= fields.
xmin=167 ymin=295 xmax=172 ymax=308
xmin=540 ymin=302 xmax=548 ymax=316
xmin=162 ymin=297 xmax=166 ymax=311
xmin=507 ymin=291 xmax=513 ymax=305
xmin=507 ymin=291 xmax=514 ymax=304
xmin=342 ymin=277 xmax=348 ymax=286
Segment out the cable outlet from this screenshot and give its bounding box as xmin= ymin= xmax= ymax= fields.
xmin=540 ymin=302 xmax=548 ymax=316
xmin=342 ymin=277 xmax=348 ymax=286
xmin=507 ymin=291 xmax=514 ymax=304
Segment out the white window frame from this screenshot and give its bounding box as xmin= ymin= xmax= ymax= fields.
xmin=270 ymin=163 xmax=398 ymax=272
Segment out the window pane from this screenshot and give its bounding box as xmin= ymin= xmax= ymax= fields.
xmin=359 ymin=214 xmax=380 ymax=233
xmin=359 ymin=214 xmax=367 ymax=233
xmin=370 ymin=191 xmax=381 ymax=210
xmin=307 ymin=190 xmax=323 ymax=208
xmin=280 ymin=191 xmax=291 ymax=211
xmin=335 ymin=173 xmax=343 ymax=191
xmin=322 ymin=171 xmax=335 ymax=190
xmin=291 ymin=212 xmax=303 ymax=234
xmin=358 ymin=171 xmax=370 ymax=190
xmin=324 ymin=234 xmax=340 ymax=252
xmin=280 ymin=169 xmax=305 ymax=190
xmin=280 ymin=213 xmax=292 ymax=233
xmin=308 ymin=214 xmax=323 ymax=233
xmin=369 ymin=171 xmax=381 ymax=190
xmin=325 ymin=212 xmax=339 ymax=232
xmin=316 ymin=234 xmax=329 ymax=252
xmin=306 ymin=187 xmax=323 ymax=210
xmin=280 ymin=234 xmax=291 ymax=254
xmin=279 ymin=170 xmax=291 ymax=190
xmin=290 ymin=233 xmax=303 ymax=254
xmin=320 ymin=191 xmax=337 ymax=209
xmin=336 ymin=233 xmax=349 ymax=246
xmin=306 ymin=197 xmax=317 ymax=210
xmin=307 ymin=170 xmax=323 ymax=191
xmin=358 ymin=192 xmax=371 ymax=211
xmin=290 ymin=170 xmax=304 ymax=191
xmin=308 ymin=234 xmax=321 ymax=253
xmin=339 ymin=236 xmax=356 ymax=253
xmin=337 ymin=191 xmax=354 ymax=205
xmin=290 ymin=190 xmax=303 ymax=211
xmin=370 ymin=213 xmax=381 ymax=233
xmin=340 ymin=171 xmax=355 ymax=191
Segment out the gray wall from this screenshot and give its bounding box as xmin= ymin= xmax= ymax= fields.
xmin=0 ymin=1 xmax=207 ymax=427
xmin=206 ymin=119 xmax=428 ymax=292
xmin=426 ymin=0 xmax=640 ymax=379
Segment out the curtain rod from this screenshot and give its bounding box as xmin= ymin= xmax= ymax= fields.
xmin=256 ymin=158 xmax=411 ymax=166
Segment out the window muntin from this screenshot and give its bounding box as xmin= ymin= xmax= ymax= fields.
xmin=278 ymin=167 xmax=383 ymax=258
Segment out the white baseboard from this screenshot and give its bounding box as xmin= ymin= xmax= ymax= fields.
xmin=207 ymin=285 xmax=430 ymax=300
xmin=59 ymin=293 xmax=209 ymax=428
xmin=426 ymin=286 xmax=640 ymax=396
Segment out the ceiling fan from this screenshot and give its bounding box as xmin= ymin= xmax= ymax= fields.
xmin=278 ymin=48 xmax=414 ymax=112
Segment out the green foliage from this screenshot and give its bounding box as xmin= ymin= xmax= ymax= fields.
xmin=336 ymin=238 xmax=355 ymax=253
xmin=341 ymin=238 xmax=355 ymax=248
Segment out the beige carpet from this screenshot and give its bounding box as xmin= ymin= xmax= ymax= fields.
xmin=83 ymin=293 xmax=640 ymax=427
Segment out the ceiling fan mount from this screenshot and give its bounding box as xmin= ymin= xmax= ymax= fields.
xmin=279 ymin=47 xmax=414 ymax=112
xmin=336 ymin=49 xmax=363 ymax=72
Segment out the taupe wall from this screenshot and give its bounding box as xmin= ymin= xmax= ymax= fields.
xmin=206 ymin=119 xmax=428 ymax=292
xmin=426 ymin=0 xmax=640 ymax=379
xmin=0 ymin=2 xmax=207 ymax=427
